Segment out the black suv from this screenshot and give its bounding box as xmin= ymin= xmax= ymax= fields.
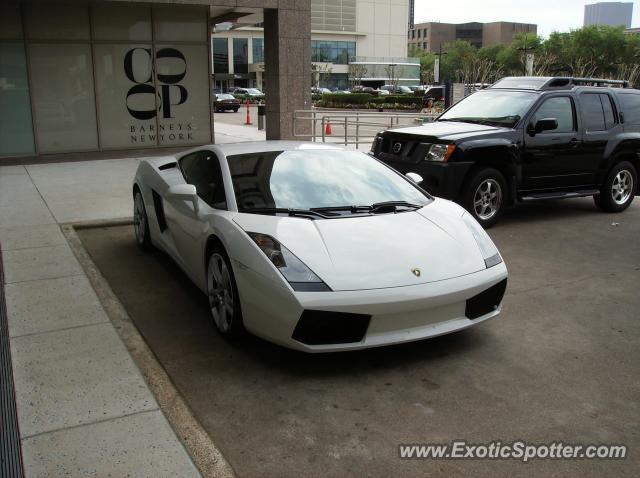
xmin=371 ymin=76 xmax=640 ymax=227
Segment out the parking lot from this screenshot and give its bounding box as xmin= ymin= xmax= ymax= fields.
xmin=76 ymin=198 xmax=640 ymax=477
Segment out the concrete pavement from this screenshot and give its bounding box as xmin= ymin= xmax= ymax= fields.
xmin=0 ymin=120 xmax=264 ymax=476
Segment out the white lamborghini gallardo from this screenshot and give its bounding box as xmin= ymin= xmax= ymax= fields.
xmin=132 ymin=141 xmax=508 ymax=352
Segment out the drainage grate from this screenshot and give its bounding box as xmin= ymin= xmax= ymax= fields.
xmin=0 ymin=245 xmax=25 ymax=478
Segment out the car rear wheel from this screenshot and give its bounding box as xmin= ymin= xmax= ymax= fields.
xmin=462 ymin=168 xmax=506 ymax=228
xmin=594 ymin=161 xmax=637 ymax=212
xmin=133 ymin=189 xmax=151 ymax=249
xmin=207 ymin=248 xmax=244 ymax=337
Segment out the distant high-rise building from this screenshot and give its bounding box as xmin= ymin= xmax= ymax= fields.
xmin=407 ymin=21 xmax=537 ymax=53
xmin=584 ymin=2 xmax=633 ymax=28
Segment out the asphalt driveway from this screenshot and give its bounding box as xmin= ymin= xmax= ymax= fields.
xmin=77 ymin=198 xmax=640 ymax=477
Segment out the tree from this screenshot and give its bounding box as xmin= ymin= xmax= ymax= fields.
xmin=384 ymin=64 xmax=399 ymax=90
xmin=348 ymin=63 xmax=368 ymax=87
xmin=311 ymin=63 xmax=333 ymax=88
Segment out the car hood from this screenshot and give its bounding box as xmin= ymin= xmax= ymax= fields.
xmin=232 ymin=199 xmax=487 ymax=291
xmin=387 ymin=120 xmax=507 ymax=141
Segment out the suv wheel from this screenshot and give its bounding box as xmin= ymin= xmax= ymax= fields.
xmin=594 ymin=161 xmax=637 ymax=212
xmin=462 ymin=168 xmax=507 ymax=228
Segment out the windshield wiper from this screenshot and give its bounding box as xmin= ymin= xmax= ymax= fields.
xmin=367 ymin=201 xmax=423 ymax=213
xmin=312 ymin=201 xmax=423 ymax=215
xmin=240 ymin=207 xmax=336 ymax=219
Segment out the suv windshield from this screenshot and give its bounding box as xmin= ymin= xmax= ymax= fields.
xmin=227 ymin=149 xmax=431 ymax=213
xmin=439 ymin=90 xmax=538 ymax=127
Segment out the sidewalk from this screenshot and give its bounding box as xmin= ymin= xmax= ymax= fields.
xmin=0 ymin=121 xmax=266 ymax=477
xmin=0 ymin=163 xmax=202 ymax=477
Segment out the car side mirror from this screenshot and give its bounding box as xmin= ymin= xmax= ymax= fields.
xmin=168 ymin=184 xmax=199 ymax=213
xmin=531 ymin=118 xmax=558 ymax=135
xmin=406 ymin=172 xmax=424 ymax=185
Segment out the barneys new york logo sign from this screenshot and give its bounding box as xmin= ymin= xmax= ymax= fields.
xmin=125 ymin=47 xmax=194 ymax=143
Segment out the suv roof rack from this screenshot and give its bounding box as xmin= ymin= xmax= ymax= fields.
xmin=491 ymin=76 xmax=630 ymax=90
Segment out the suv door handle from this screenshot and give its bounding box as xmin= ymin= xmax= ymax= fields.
xmin=569 ymin=138 xmax=580 ymax=148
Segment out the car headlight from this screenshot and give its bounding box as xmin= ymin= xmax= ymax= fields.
xmin=247 ymin=232 xmax=330 ymax=291
xmin=461 ymin=213 xmax=502 ymax=268
xmin=425 ymin=143 xmax=456 ymax=162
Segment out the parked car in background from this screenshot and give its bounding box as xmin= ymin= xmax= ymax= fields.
xmin=214 ymin=94 xmax=240 ymax=113
xmin=312 ymin=87 xmax=331 ymax=95
xmin=371 ymin=76 xmax=639 ymax=227
xmin=374 ymin=89 xmax=390 ymax=96
xmin=232 ymin=88 xmax=265 ymax=99
xmin=381 ymin=85 xmax=412 ymax=94
xmin=422 ymin=85 xmax=445 ymax=100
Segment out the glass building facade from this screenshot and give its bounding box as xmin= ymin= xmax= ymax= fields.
xmin=0 ymin=3 xmax=212 ymax=157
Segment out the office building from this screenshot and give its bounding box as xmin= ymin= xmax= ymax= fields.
xmin=584 ymin=2 xmax=633 ymax=27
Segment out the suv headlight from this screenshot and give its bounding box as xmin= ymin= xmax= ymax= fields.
xmin=247 ymin=233 xmax=330 ymax=291
xmin=461 ymin=213 xmax=502 ymax=268
xmin=425 ymin=143 xmax=456 ymax=162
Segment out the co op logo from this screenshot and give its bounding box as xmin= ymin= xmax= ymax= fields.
xmin=124 ymin=47 xmax=188 ymax=121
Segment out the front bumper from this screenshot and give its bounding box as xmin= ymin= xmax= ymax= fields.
xmin=378 ymin=156 xmax=473 ymax=200
xmin=234 ymin=261 xmax=508 ymax=353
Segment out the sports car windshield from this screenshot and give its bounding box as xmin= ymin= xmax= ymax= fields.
xmin=227 ymin=149 xmax=431 ymax=213
xmin=439 ymin=90 xmax=538 ymax=127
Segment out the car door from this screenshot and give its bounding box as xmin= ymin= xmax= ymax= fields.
xmin=167 ymin=150 xmax=228 ymax=281
xmin=521 ymin=95 xmax=583 ymax=190
xmin=578 ymin=92 xmax=618 ymax=186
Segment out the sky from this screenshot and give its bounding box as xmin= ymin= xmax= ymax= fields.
xmin=413 ymin=0 xmax=640 ymax=37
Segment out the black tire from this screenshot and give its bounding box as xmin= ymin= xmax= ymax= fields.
xmin=133 ymin=189 xmax=151 ymax=249
xmin=206 ymin=246 xmax=244 ymax=338
xmin=461 ymin=168 xmax=507 ymax=228
xmin=593 ymin=161 xmax=637 ymax=212
xmin=233 ymin=108 xmax=239 ymax=112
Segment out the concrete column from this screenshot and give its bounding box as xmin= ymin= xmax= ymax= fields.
xmin=263 ymin=2 xmax=312 ymax=140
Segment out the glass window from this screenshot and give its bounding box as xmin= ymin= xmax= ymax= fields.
xmin=156 ymin=44 xmax=211 ymax=146
xmin=180 ymin=151 xmax=227 ymax=209
xmin=0 ymin=4 xmax=23 ymax=39
xmin=600 ymin=94 xmax=616 ymax=129
xmin=92 ymin=4 xmax=152 ymax=41
xmin=440 ymin=91 xmax=538 ymax=127
xmin=94 ymin=44 xmax=156 ymax=148
xmin=212 ymin=38 xmax=229 ymax=74
xmin=252 ymin=38 xmax=264 ymax=63
xmin=233 ymin=38 xmax=248 ymax=74
xmin=617 ymin=93 xmax=640 ymax=125
xmin=25 ymin=4 xmax=90 ymax=40
xmin=0 ymin=43 xmax=34 ymax=155
xmin=227 ymin=149 xmax=430 ymax=211
xmin=153 ymin=6 xmax=206 ymax=42
xmin=581 ymin=93 xmax=605 ymax=132
xmin=29 ymin=43 xmax=98 ymax=153
xmin=532 ymin=97 xmax=575 ymax=133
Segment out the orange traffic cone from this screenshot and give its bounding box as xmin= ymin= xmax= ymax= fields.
xmin=325 ymin=120 xmax=332 ymax=136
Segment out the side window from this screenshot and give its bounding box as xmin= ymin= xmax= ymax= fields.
xmin=600 ymin=94 xmax=616 ymax=129
xmin=532 ymin=97 xmax=575 ymax=133
xmin=179 ymin=151 xmax=228 ymax=210
xmin=617 ymin=93 xmax=640 ymax=125
xmin=581 ymin=93 xmax=605 ymax=132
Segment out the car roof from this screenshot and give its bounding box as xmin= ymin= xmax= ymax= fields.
xmin=210 ymin=141 xmax=345 ymax=157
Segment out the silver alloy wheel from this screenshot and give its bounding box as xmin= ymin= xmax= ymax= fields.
xmin=208 ymin=253 xmax=234 ymax=333
xmin=473 ymin=179 xmax=502 ymax=221
xmin=133 ymin=192 xmax=146 ymax=245
xmin=611 ymin=169 xmax=633 ymax=205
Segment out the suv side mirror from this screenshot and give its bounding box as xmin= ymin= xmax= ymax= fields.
xmin=531 ymin=118 xmax=558 ymax=135
xmin=168 ymin=184 xmax=199 ymax=213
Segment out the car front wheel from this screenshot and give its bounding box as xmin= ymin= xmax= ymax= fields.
xmin=207 ymin=248 xmax=244 ymax=337
xmin=462 ymin=168 xmax=507 ymax=228
xmin=594 ymin=161 xmax=637 ymax=212
xmin=133 ymin=189 xmax=151 ymax=249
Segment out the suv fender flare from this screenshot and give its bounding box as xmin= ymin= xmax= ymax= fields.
xmin=603 ymin=134 xmax=640 ymax=183
xmin=456 ymin=139 xmax=519 ymax=202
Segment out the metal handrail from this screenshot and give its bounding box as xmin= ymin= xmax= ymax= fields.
xmin=293 ymin=110 xmax=439 ymax=148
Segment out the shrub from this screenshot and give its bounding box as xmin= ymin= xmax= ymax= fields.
xmin=320 ymin=93 xmax=373 ymax=107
